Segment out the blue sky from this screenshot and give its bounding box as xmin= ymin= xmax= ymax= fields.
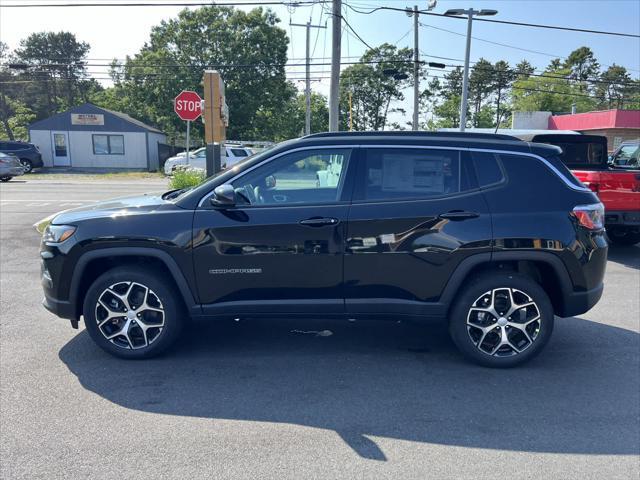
xmin=1 ymin=0 xmax=639 ymax=122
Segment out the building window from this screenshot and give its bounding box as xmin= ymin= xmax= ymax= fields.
xmin=92 ymin=134 xmax=125 ymax=155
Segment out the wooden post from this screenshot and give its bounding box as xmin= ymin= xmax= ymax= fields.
xmin=203 ymin=70 xmax=227 ymax=176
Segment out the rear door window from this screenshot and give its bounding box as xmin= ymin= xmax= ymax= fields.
xmin=356 ymin=148 xmax=475 ymax=201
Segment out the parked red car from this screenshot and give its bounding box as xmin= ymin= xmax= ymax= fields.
xmin=518 ymin=134 xmax=640 ymax=246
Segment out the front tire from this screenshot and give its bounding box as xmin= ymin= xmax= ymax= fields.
xmin=449 ymin=272 xmax=554 ymax=368
xmin=83 ymin=267 xmax=184 ymax=359
xmin=0 ymin=176 xmax=10 ymax=182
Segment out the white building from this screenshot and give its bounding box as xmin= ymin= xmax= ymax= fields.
xmin=29 ymin=103 xmax=166 ymax=171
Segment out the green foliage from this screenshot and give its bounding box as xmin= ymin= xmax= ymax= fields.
xmin=14 ymin=32 xmax=92 ymax=117
xmin=169 ymin=168 xmax=206 ymax=189
xmin=512 ymin=62 xmax=597 ymax=114
xmin=339 ymin=43 xmax=413 ymax=130
xmin=103 ymin=6 xmax=293 ymax=143
xmin=596 ymin=64 xmax=639 ymax=109
xmin=4 ymin=99 xmax=36 ymax=141
xmin=563 ymin=47 xmax=600 ymax=92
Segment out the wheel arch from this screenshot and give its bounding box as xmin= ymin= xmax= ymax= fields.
xmin=70 ymin=247 xmax=199 ymax=320
xmin=442 ymin=251 xmax=573 ymax=317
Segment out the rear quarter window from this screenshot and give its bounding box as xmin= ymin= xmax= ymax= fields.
xmin=498 ymin=153 xmax=585 ymax=191
xmin=471 ymin=151 xmax=505 ymax=187
xmin=542 ymin=154 xmax=586 ymax=188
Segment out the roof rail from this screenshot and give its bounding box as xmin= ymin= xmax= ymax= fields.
xmin=303 ymin=131 xmax=522 ymax=141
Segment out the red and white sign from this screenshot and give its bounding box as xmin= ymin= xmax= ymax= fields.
xmin=174 ymin=90 xmax=202 ymax=121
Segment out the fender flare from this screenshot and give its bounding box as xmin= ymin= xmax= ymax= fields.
xmin=69 ymin=247 xmax=199 ymax=317
xmin=439 ymin=251 xmax=573 ymax=312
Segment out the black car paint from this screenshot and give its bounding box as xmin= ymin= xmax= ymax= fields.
xmin=40 ymin=133 xmax=607 ymax=326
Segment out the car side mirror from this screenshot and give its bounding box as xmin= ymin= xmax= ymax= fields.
xmin=210 ymin=184 xmax=236 ymax=208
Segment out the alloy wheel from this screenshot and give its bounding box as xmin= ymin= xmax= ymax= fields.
xmin=95 ymin=281 xmax=165 ymax=350
xmin=466 ymin=287 xmax=541 ymax=357
xmin=20 ymin=160 xmax=32 ymax=173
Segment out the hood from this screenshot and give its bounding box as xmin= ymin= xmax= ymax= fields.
xmin=50 ymin=192 xmax=174 ymax=225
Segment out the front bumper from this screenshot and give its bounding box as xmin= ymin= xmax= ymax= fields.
xmin=560 ymin=282 xmax=604 ymax=318
xmin=43 ymin=293 xmax=76 ymax=320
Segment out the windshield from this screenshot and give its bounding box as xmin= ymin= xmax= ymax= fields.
xmin=612 ymin=144 xmax=640 ymax=167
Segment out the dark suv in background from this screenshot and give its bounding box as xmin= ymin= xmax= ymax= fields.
xmin=38 ymin=132 xmax=607 ymax=367
xmin=0 ymin=141 xmax=43 ymax=172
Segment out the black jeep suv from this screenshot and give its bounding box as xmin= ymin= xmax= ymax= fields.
xmin=40 ymin=132 xmax=607 ymax=367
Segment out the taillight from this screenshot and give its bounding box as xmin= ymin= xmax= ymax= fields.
xmin=573 ymin=203 xmax=604 ymax=230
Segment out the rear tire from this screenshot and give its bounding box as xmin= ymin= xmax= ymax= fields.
xmin=608 ymin=227 xmax=640 ymax=246
xmin=83 ymin=266 xmax=184 ymax=359
xmin=449 ymin=272 xmax=554 ymax=368
xmin=0 ymin=176 xmax=10 ymax=182
xmin=19 ymin=159 xmax=33 ymax=173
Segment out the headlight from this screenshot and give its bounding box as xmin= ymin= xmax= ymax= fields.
xmin=43 ymin=224 xmax=76 ymax=243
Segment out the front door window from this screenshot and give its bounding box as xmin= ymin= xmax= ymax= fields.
xmin=231 ymin=149 xmax=351 ymax=206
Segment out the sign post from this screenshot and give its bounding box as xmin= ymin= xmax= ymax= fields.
xmin=203 ymin=70 xmax=227 ymax=177
xmin=174 ymin=90 xmax=203 ymax=166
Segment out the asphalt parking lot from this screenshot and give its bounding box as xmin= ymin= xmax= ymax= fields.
xmin=1 ymin=179 xmax=639 ymax=480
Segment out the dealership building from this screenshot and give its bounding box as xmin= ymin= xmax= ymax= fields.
xmin=28 ymin=103 xmax=167 ymax=171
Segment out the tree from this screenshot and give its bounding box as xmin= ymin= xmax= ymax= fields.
xmin=339 ymin=43 xmax=413 ymax=131
xmin=596 ymin=64 xmax=634 ymax=109
xmin=100 ymin=6 xmax=293 ymax=143
xmin=564 ymin=47 xmax=600 ymax=92
xmin=468 ymin=58 xmax=493 ymax=127
xmin=492 ymin=60 xmax=517 ymax=127
xmin=428 ymin=66 xmax=466 ymax=128
xmin=515 ymin=59 xmax=534 ymax=78
xmin=14 ymin=32 xmax=90 ymax=116
xmin=512 ymin=64 xmax=596 ymax=114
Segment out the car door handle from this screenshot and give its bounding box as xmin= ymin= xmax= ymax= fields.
xmin=438 ymin=211 xmax=480 ymax=220
xmin=299 ymin=217 xmax=340 ymax=227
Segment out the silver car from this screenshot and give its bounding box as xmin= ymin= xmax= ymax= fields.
xmin=0 ymin=152 xmax=26 ymax=182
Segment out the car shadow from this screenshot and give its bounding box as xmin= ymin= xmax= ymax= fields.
xmin=607 ymin=244 xmax=640 ymax=270
xmin=59 ymin=316 xmax=639 ymax=461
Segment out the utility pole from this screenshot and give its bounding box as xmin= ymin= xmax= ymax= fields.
xmin=412 ymin=5 xmax=419 ymax=131
xmin=291 ymin=21 xmax=326 ymax=136
xmin=329 ymin=0 xmax=342 ymax=132
xmin=408 ymin=1 xmax=436 ymax=131
xmin=444 ymin=8 xmax=498 ymax=132
xmin=459 ymin=13 xmax=473 ymax=132
xmin=203 ymin=70 xmax=227 ymax=177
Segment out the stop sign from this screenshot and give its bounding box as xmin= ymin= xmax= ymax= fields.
xmin=174 ymin=90 xmax=202 ymax=121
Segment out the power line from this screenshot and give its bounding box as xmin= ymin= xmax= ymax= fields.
xmin=7 ymin=57 xmax=638 ymax=87
xmin=27 ymin=0 xmax=630 ymax=41
xmin=343 ymin=3 xmax=640 ymax=38
xmin=418 ymin=22 xmax=640 ymax=74
xmin=338 ymin=13 xmax=374 ymax=50
xmin=3 ymin=74 xmax=635 ymax=104
xmin=1 ymin=1 xmax=319 ymax=7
